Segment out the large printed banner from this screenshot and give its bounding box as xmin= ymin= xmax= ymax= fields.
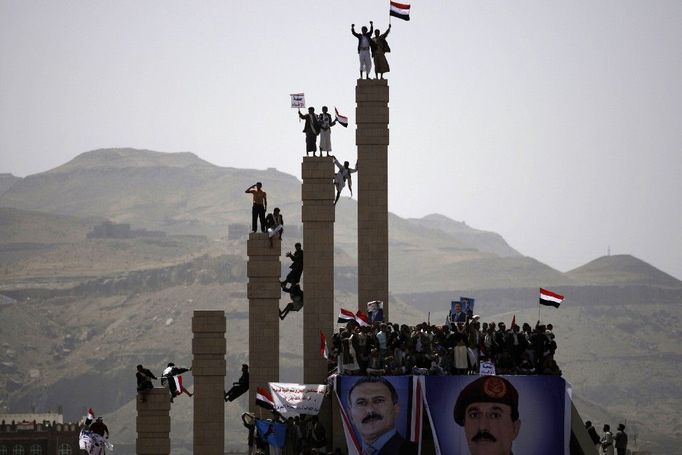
xmin=336 ymin=376 xmax=422 ymax=455
xmin=268 ymin=382 xmax=327 ymax=416
xmin=423 ymin=375 xmax=571 ymax=455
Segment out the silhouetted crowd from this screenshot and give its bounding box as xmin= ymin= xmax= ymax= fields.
xmin=328 ymin=319 xmax=562 ymax=376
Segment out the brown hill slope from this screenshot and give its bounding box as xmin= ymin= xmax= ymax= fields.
xmin=568 ymin=254 xmax=682 ymax=288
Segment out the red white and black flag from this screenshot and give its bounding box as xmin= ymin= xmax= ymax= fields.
xmin=337 ymin=308 xmax=356 ymax=323
xmin=256 ymin=387 xmax=275 ymax=411
xmin=320 ymin=331 xmax=328 ymax=360
xmin=335 ymin=107 xmax=348 ymax=128
xmin=390 ymin=1 xmax=411 ymax=21
xmin=539 ymin=288 xmax=564 ymax=308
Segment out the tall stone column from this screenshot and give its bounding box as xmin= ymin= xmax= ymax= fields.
xmin=191 ymin=310 xmax=226 ymax=455
xmin=136 ymin=388 xmax=171 ymax=455
xmin=301 ymin=156 xmax=335 ymax=384
xmin=301 ymin=156 xmax=335 ymax=437
xmin=247 ymin=232 xmax=281 ymax=412
xmin=356 ymin=79 xmax=390 ymax=319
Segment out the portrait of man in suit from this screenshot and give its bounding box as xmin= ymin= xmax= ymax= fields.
xmin=347 ymin=377 xmax=417 ymax=455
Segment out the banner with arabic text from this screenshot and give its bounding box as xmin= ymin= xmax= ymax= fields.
xmin=268 ymin=382 xmax=327 ymax=416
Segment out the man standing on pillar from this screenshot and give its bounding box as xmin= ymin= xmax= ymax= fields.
xmin=298 ymin=107 xmax=320 ymax=156
xmin=351 ymin=21 xmax=375 ymax=79
xmin=318 ymin=106 xmax=336 ymax=157
xmin=245 ymin=182 xmax=267 ymax=233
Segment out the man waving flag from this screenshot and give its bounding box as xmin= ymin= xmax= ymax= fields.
xmin=390 ymin=1 xmax=411 ymax=21
xmin=539 ymin=288 xmax=565 ymax=308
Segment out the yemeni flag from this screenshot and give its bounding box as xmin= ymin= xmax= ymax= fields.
xmin=256 ymin=387 xmax=275 ymax=411
xmin=355 ymin=310 xmax=370 ymax=327
xmin=320 ymin=331 xmax=328 ymax=359
xmin=335 ymin=107 xmax=348 ymax=127
xmin=338 ymin=308 xmax=356 ymax=324
xmin=539 ymin=288 xmax=564 ymax=308
xmin=390 ymin=1 xmax=411 ymax=21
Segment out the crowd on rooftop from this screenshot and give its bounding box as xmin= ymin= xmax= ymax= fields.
xmin=327 ymin=317 xmax=562 ymax=377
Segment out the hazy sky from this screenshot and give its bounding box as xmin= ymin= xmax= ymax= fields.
xmin=1 ymin=1 xmax=681 ymax=279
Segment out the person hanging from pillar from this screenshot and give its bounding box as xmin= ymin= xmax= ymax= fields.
xmin=351 ymin=21 xmax=375 ymax=79
xmin=225 ymin=364 xmax=249 ymax=402
xmin=245 ymin=182 xmax=267 ymax=233
xmin=298 ymin=107 xmax=320 ymax=156
xmin=318 ymin=106 xmax=337 ymax=157
xmin=161 ymin=362 xmax=193 ymax=403
xmin=332 ymin=155 xmax=358 ymax=205
xmin=280 ymin=242 xmax=303 ymax=288
xmin=279 ymin=283 xmax=304 ymax=320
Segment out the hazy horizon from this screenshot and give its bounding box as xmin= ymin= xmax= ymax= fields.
xmin=1 ymin=1 xmax=680 ymax=279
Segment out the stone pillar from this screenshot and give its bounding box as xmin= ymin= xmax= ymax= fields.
xmin=247 ymin=232 xmax=281 ymax=412
xmin=301 ymin=156 xmax=335 ymax=383
xmin=136 ymin=388 xmax=171 ymax=455
xmin=301 ymin=156 xmax=335 ymax=435
xmin=191 ymin=310 xmax=226 ymax=455
xmin=356 ymin=79 xmax=390 ymax=319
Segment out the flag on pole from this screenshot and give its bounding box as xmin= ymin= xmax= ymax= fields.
xmin=255 ymin=419 xmax=287 ymax=448
xmin=337 ymin=308 xmax=357 ymax=323
xmin=320 ymin=331 xmax=328 ymax=359
xmin=335 ymin=107 xmax=348 ymax=127
xmin=256 ymin=387 xmax=275 ymax=411
xmin=390 ymin=1 xmax=411 ymax=21
xmin=539 ymin=288 xmax=564 ymax=308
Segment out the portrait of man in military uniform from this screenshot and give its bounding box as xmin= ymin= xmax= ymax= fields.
xmin=453 ymin=376 xmax=521 ymax=455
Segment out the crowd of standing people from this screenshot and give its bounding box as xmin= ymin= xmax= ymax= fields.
xmin=328 ymin=318 xmax=562 ymax=377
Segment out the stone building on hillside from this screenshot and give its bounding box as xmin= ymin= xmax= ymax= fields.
xmin=0 ymin=417 xmax=79 ymax=455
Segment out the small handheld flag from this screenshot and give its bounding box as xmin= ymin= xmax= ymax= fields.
xmin=320 ymin=331 xmax=328 ymax=360
xmin=390 ymin=1 xmax=411 ymax=21
xmin=338 ymin=308 xmax=356 ymax=324
xmin=256 ymin=387 xmax=275 ymax=411
xmin=539 ymin=288 xmax=564 ymax=308
xmin=355 ymin=310 xmax=370 ymax=327
xmin=335 ymin=107 xmax=348 ymax=127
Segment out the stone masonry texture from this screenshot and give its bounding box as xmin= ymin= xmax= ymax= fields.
xmin=247 ymin=233 xmax=281 ymax=413
xmin=136 ymin=388 xmax=171 ymax=455
xmin=191 ymin=310 xmax=226 ymax=455
xmin=356 ymin=79 xmax=390 ymax=320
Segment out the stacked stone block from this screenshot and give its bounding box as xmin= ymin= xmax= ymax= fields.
xmin=301 ymin=156 xmax=335 ymax=384
xmin=136 ymin=388 xmax=171 ymax=455
xmin=247 ymin=232 xmax=281 ymax=412
xmin=356 ymin=79 xmax=390 ymax=319
xmin=191 ymin=310 xmax=226 ymax=455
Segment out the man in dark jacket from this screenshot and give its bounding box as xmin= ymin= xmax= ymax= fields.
xmin=225 ymin=364 xmax=250 ymax=402
xmin=89 ymin=417 xmax=109 ymax=439
xmin=585 ymin=421 xmax=601 ymax=447
xmin=351 ymin=21 xmax=376 ymax=79
xmin=136 ymin=364 xmax=157 ymax=402
xmin=298 ymin=107 xmax=320 ymax=156
xmin=281 ymin=243 xmax=303 ymax=288
xmin=348 ymin=377 xmax=417 ymax=455
xmin=614 ymin=423 xmax=628 ymax=455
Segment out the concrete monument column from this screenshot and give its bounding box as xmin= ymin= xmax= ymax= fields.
xmin=356 ymin=79 xmax=390 ymax=319
xmin=136 ymin=388 xmax=171 ymax=455
xmin=191 ymin=310 xmax=226 ymax=455
xmin=301 ymin=156 xmax=335 ymax=438
xmin=247 ymin=232 xmax=281 ymax=411
xmin=301 ymin=156 xmax=335 ymax=384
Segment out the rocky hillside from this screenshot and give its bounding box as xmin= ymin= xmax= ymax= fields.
xmin=567 ymin=254 xmax=682 ymax=288
xmin=0 ymin=173 xmax=20 ymax=196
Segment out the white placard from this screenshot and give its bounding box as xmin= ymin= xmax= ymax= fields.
xmin=269 ymin=382 xmax=327 ymax=416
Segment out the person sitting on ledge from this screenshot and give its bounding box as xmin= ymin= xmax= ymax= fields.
xmin=280 ymin=283 xmax=304 ymax=320
xmin=225 ymin=364 xmax=249 ymax=402
xmin=136 ymin=364 xmax=157 ymax=403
